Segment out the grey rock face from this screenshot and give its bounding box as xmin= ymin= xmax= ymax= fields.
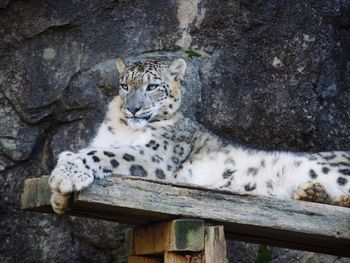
xmin=1 ymin=0 xmax=349 ymax=262
xmin=194 ymin=1 xmax=350 ymax=152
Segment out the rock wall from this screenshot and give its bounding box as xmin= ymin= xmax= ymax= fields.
xmin=1 ymin=0 xmax=350 ymax=262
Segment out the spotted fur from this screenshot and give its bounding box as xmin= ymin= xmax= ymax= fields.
xmin=49 ymin=58 xmax=350 ymax=214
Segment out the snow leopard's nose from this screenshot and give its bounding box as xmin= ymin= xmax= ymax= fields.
xmin=127 ymin=106 xmax=142 ymax=115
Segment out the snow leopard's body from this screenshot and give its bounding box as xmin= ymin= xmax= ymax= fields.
xmin=49 ymin=58 xmax=350 ymax=214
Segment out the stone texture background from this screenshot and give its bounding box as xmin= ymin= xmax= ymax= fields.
xmin=1 ymin=0 xmax=350 ymax=262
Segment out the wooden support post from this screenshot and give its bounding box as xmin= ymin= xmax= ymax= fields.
xmin=125 ymin=219 xmax=205 ymax=256
xmin=126 ymin=220 xmax=227 ymax=263
xmin=204 ymin=226 xmax=228 ymax=263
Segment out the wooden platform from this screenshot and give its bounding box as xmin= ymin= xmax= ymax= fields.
xmin=21 ymin=176 xmax=350 ymax=257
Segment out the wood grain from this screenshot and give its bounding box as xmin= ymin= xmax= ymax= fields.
xmin=21 ymin=175 xmax=350 ymax=257
xmin=204 ymin=226 xmax=228 ymax=263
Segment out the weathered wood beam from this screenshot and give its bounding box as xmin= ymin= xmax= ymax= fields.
xmin=21 ymin=176 xmax=350 ymax=257
xmin=205 ymin=226 xmax=228 ymax=263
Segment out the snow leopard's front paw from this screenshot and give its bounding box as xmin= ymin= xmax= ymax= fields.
xmin=50 ymin=191 xmax=70 ymax=214
xmin=49 ymin=151 xmax=94 ymax=194
xmin=49 ymin=151 xmax=94 ymax=213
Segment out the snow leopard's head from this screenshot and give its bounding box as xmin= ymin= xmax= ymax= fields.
xmin=115 ymin=58 xmax=186 ymax=129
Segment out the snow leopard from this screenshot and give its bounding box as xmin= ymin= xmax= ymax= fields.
xmin=49 ymin=57 xmax=350 ymax=214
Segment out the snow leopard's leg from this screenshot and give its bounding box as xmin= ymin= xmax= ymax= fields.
xmin=294 ymin=181 xmax=350 ymax=207
xmin=293 ymin=151 xmax=350 ymax=207
xmin=293 ymin=182 xmax=331 ymax=204
xmin=330 ymin=195 xmax=350 ymax=207
xmin=49 ymin=146 xmax=168 ymax=214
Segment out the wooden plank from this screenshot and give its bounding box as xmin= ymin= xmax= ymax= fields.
xmin=21 ymin=176 xmax=350 ymax=257
xmin=127 ymin=256 xmax=161 ymax=263
xmin=131 ymin=219 xmax=204 ymax=255
xmin=204 ymin=226 xmax=228 ymax=263
xmin=21 ymin=176 xmax=52 ymax=212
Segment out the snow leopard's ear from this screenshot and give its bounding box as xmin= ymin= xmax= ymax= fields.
xmin=168 ymin=58 xmax=187 ymax=81
xmin=115 ymin=57 xmax=127 ymax=75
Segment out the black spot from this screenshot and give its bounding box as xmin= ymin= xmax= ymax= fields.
xmin=152 ymin=144 xmax=160 ymax=151
xmin=146 ymin=140 xmax=156 ymax=147
xmin=169 ymin=104 xmax=173 ymax=109
xmin=247 ymin=167 xmax=258 ymax=176
xmin=266 ymin=180 xmax=273 ymax=189
xmin=110 ymin=159 xmax=119 ymax=168
xmin=103 ymin=151 xmax=115 ymax=157
xmin=327 ymin=162 xmax=350 ymax=167
xmin=174 ymin=145 xmax=185 ymax=156
xmin=87 ymin=150 xmax=97 ymax=155
xmin=82 ymin=158 xmax=86 ymax=164
xmin=139 ymin=150 xmax=144 ymax=155
xmin=337 ymin=177 xmax=347 ymax=185
xmin=223 ymin=169 xmax=235 ymax=179
xmin=167 ymin=165 xmax=172 ymax=171
xmin=261 ymin=160 xmax=266 ymax=167
xmin=244 ymin=183 xmax=256 ymax=192
xmin=92 ymin=156 xmax=100 ymax=162
xmin=85 ymin=165 xmax=90 ymax=170
xmin=130 ymin=164 xmax=148 ymax=177
xmin=177 ymin=135 xmax=185 ymax=142
xmin=321 ymin=153 xmax=336 ymax=160
xmin=322 ymin=167 xmax=330 ymax=174
xmin=309 ymin=169 xmax=318 ymax=179
xmin=103 ymin=168 xmax=112 ymax=173
xmin=155 ymin=168 xmax=166 ymax=179
xmin=339 ymin=169 xmax=350 ymax=175
xmin=123 ymin=153 xmax=135 ymax=162
xmin=220 ymin=180 xmax=232 ymax=188
xmin=108 ymin=126 xmax=115 ymax=134
xmin=163 ymin=111 xmax=168 ymax=115
xmin=342 ymin=154 xmax=350 ymax=161
xmin=172 ymin=156 xmax=179 ymax=164
xmin=152 ymin=155 xmax=163 ymax=163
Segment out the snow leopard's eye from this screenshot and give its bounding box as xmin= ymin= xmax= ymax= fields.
xmin=120 ymin=84 xmax=129 ymax=91
xmin=146 ymin=84 xmax=159 ymax=92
